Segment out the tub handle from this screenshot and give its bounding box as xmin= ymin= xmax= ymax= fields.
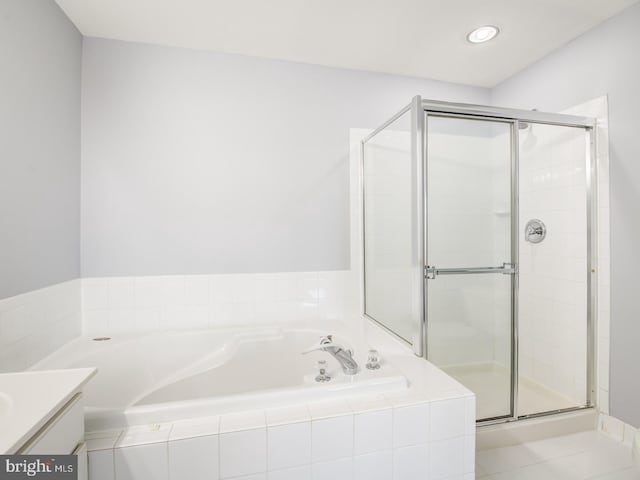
xmin=302 ymin=335 xmax=335 ymax=354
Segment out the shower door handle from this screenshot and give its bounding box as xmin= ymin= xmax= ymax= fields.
xmin=425 ymin=263 xmax=516 ymax=279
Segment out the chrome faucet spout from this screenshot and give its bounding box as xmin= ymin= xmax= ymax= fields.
xmin=302 ymin=335 xmax=359 ymax=375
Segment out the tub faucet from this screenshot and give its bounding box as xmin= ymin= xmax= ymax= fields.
xmin=303 ymin=335 xmax=359 ymax=375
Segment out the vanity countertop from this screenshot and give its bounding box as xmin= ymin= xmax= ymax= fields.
xmin=0 ymin=368 xmax=96 ymax=454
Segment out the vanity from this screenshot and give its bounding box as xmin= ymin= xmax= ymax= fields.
xmin=0 ymin=368 xmax=96 ymax=479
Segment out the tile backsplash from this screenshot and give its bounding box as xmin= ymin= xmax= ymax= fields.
xmin=0 ymin=271 xmax=357 ymax=373
xmin=0 ymin=279 xmax=81 ymax=372
xmin=82 ymin=271 xmax=358 ymax=335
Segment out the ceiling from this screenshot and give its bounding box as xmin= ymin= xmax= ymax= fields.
xmin=55 ymin=0 xmax=638 ymax=87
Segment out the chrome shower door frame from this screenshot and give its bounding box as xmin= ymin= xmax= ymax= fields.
xmin=422 ymin=109 xmax=519 ymax=423
xmin=421 ymin=98 xmax=597 ymax=425
xmin=361 ymin=96 xmax=597 ymax=425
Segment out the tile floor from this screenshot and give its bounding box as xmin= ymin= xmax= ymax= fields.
xmin=476 ymin=430 xmax=639 ymax=479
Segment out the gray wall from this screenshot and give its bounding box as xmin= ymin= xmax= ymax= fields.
xmin=492 ymin=3 xmax=640 ymax=427
xmin=81 ymin=37 xmax=489 ymax=277
xmin=0 ymin=0 xmax=82 ymax=299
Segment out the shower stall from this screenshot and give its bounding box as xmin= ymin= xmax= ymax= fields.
xmin=361 ymin=96 xmax=596 ymax=423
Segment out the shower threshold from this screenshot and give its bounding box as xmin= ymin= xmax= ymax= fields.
xmin=442 ymin=362 xmax=581 ymax=420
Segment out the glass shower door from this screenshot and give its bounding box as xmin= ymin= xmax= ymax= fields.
xmin=425 ymin=115 xmax=515 ymax=421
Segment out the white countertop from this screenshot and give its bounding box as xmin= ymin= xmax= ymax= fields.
xmin=0 ymin=368 xmax=96 ymax=454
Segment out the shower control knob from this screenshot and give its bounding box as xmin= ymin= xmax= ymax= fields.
xmin=524 ymin=219 xmax=546 ymax=244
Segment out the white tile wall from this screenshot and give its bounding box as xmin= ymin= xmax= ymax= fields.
xmin=88 ymin=449 xmax=115 ymax=480
xmin=114 ymin=443 xmax=168 ymax=480
xmin=87 ymin=393 xmax=475 ymax=480
xmin=225 ymin=474 xmax=266 ymax=480
xmin=82 ymin=271 xmax=357 ymax=334
xmin=0 ymin=279 xmax=81 ymax=373
xmin=267 ymin=422 xmax=311 ymax=470
xmin=393 ymin=443 xmax=429 ymax=480
xmin=354 ymin=408 xmax=393 ymax=455
xmin=311 ymin=415 xmax=354 ymax=462
xmin=169 ymin=436 xmax=219 ymax=480
xmin=266 ymin=404 xmax=310 ymax=427
xmin=393 ymin=402 xmax=430 ymax=448
xmin=518 ymin=121 xmax=590 ymax=407
xmin=219 ymin=428 xmax=267 ymax=478
xmin=354 ymin=450 xmax=393 ymax=480
xmin=431 ymin=397 xmax=466 ymax=441
xmin=267 ymin=465 xmax=311 ymax=480
xmin=430 ymin=437 xmax=466 ymax=480
xmin=311 ymin=457 xmax=353 ymax=480
xmin=116 ymin=424 xmax=171 ymax=448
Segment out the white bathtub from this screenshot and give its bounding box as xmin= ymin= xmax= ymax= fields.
xmin=31 ymin=326 xmax=407 ymax=431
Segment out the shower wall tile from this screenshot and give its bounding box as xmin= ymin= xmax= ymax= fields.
xmin=517 ymin=96 xmax=610 ymax=414
xmin=0 ymin=279 xmax=81 ymax=373
xmin=81 ymin=271 xmax=357 ymax=334
xmin=518 ymin=122 xmax=592 ymax=409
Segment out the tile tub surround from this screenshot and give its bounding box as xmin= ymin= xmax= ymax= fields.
xmin=81 ymin=271 xmax=358 ymax=334
xmin=85 ymin=356 xmax=476 ymax=480
xmin=0 ymin=279 xmax=81 ymax=373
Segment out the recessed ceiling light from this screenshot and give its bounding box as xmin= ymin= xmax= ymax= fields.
xmin=467 ymin=25 xmax=500 ymax=44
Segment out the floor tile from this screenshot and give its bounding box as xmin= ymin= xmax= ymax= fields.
xmin=476 ymin=430 xmax=637 ymax=480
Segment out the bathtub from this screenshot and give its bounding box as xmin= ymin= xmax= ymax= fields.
xmin=30 ymin=326 xmax=407 ymax=431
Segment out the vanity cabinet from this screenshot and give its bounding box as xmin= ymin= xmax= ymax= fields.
xmin=18 ymin=393 xmax=88 ymax=480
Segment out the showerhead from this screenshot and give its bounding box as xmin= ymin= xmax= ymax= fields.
xmin=518 ymin=109 xmax=538 ymax=130
xmin=520 ymin=109 xmax=538 ymax=150
xmin=521 ymin=125 xmax=537 ymax=150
